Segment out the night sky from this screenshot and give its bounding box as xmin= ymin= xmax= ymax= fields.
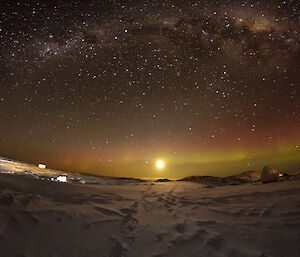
xmin=0 ymin=0 xmax=299 ymax=179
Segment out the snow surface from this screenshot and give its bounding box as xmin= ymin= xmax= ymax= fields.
xmin=0 ymin=157 xmax=299 ymax=257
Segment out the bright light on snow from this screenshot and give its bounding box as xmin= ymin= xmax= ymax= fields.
xmin=56 ymin=175 xmax=67 ymax=183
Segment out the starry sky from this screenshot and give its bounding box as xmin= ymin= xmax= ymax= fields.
xmin=0 ymin=0 xmax=299 ymax=179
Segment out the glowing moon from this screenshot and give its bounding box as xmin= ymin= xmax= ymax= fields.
xmin=156 ymin=160 xmax=165 ymax=169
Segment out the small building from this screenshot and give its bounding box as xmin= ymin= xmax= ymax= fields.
xmin=260 ymin=165 xmax=279 ymax=183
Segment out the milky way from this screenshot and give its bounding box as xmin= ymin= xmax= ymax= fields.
xmin=0 ymin=0 xmax=299 ymax=178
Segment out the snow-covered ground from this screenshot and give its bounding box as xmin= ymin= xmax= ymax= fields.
xmin=0 ymin=158 xmax=299 ymax=257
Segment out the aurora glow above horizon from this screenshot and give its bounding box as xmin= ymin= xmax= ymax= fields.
xmin=0 ymin=0 xmax=299 ymax=179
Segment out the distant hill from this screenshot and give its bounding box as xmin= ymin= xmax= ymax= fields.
xmin=179 ymin=171 xmax=261 ymax=186
xmin=155 ymin=178 xmax=172 ymax=182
